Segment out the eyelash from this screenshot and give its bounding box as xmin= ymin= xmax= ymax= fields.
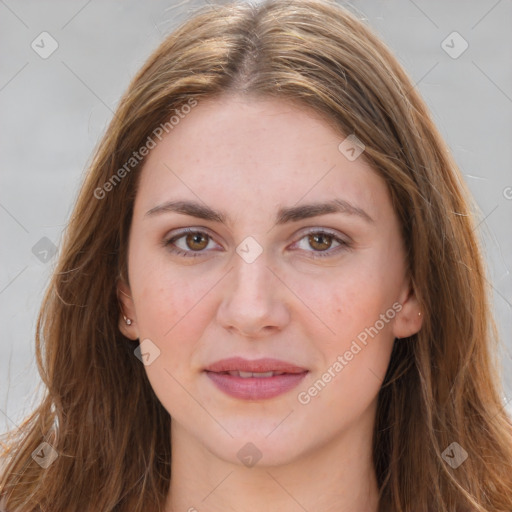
xmin=163 ymin=227 xmax=351 ymax=259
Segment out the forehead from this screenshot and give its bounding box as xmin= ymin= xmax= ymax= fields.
xmin=134 ymin=95 xmax=388 ymax=222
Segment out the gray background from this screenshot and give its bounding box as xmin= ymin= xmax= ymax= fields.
xmin=1 ymin=0 xmax=511 ymax=435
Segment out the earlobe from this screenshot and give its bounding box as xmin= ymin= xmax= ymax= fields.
xmin=118 ymin=314 xmax=138 ymax=340
xmin=392 ymin=284 xmax=423 ymax=339
xmin=116 ymin=277 xmax=139 ymax=340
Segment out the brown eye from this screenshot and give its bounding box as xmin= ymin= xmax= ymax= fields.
xmin=308 ymin=233 xmax=333 ymax=251
xmin=164 ymin=229 xmax=218 ymax=258
xmin=185 ymin=232 xmax=209 ymax=251
xmin=292 ymin=229 xmax=349 ymax=259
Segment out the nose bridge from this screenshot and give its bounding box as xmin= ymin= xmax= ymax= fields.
xmin=230 ymin=246 xmax=272 ymax=301
xmin=217 ymin=241 xmax=288 ymax=336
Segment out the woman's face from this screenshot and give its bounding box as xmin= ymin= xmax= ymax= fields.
xmin=118 ymin=95 xmax=422 ymax=466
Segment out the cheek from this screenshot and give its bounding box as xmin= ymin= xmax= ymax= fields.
xmin=291 ymin=264 xmax=396 ymax=398
xmin=130 ymin=254 xmax=219 ymax=366
xmin=290 ymin=263 xmax=394 ymax=341
xmin=129 ymin=259 xmax=217 ymax=407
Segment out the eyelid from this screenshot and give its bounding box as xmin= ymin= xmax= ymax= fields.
xmin=296 ymin=226 xmax=349 ymax=240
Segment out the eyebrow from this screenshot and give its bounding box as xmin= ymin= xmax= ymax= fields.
xmin=145 ymin=198 xmax=374 ymax=225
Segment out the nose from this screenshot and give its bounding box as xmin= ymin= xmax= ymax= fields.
xmin=216 ymin=250 xmax=290 ymax=338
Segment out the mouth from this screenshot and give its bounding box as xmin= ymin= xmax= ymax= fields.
xmin=204 ymin=356 xmax=308 ymax=374
xmin=203 ymin=357 xmax=309 ymax=400
xmin=213 ymin=370 xmax=292 ymax=378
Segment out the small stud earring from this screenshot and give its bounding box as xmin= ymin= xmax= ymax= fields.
xmin=418 ymin=312 xmax=422 ymax=316
xmin=123 ymin=315 xmax=132 ymax=326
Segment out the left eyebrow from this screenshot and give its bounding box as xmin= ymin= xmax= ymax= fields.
xmin=275 ymin=199 xmax=374 ymax=224
xmin=144 ymin=198 xmax=374 ymax=225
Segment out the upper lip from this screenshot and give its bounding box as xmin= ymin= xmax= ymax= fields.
xmin=204 ymin=357 xmax=308 ymax=374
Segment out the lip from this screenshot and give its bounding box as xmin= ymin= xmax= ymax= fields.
xmin=204 ymin=357 xmax=309 ymax=400
xmin=204 ymin=357 xmax=308 ymax=374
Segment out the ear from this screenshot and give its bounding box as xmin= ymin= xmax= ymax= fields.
xmin=116 ymin=276 xmax=139 ymax=340
xmin=392 ymin=278 xmax=423 ymax=339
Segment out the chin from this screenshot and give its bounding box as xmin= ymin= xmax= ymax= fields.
xmin=195 ymin=426 xmax=309 ymax=468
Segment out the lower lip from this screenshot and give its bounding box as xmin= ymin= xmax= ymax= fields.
xmin=205 ymin=371 xmax=308 ymax=400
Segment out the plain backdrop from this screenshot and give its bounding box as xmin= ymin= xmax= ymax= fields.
xmin=1 ymin=0 xmax=511 ymax=435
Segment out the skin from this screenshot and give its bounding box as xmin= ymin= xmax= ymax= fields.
xmin=118 ymin=94 xmax=422 ymax=512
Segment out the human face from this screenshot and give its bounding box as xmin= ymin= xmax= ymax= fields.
xmin=118 ymin=94 xmax=421 ymax=466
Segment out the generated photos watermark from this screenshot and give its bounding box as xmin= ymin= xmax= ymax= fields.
xmin=297 ymin=301 xmax=403 ymax=405
xmin=94 ymin=97 xmax=198 ymax=200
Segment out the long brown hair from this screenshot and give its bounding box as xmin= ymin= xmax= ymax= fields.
xmin=2 ymin=0 xmax=511 ymax=510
